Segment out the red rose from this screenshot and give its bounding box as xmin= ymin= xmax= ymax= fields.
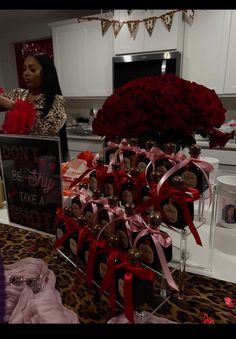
xmin=92 ymin=74 xmax=227 ymax=147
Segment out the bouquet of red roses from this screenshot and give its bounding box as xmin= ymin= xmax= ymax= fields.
xmin=93 ymin=74 xmax=231 ymax=149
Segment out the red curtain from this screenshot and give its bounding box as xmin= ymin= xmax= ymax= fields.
xmin=14 ymin=38 xmax=53 ymax=88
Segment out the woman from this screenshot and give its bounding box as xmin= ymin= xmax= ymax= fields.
xmin=0 ymin=53 xmax=68 ymax=162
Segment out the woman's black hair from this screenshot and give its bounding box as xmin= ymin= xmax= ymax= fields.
xmin=31 ymin=53 xmax=68 ymax=162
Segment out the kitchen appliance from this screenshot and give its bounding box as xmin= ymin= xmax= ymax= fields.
xmin=113 ymin=50 xmax=181 ymax=90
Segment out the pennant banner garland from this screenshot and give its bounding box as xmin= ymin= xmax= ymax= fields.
xmin=78 ymin=9 xmax=195 ymax=38
xmin=101 ymin=19 xmax=112 ymax=36
xmin=127 ymin=20 xmax=139 ymax=37
xmin=161 ymin=12 xmax=174 ymax=32
xmin=143 ymin=17 xmax=156 ymax=37
xmin=182 ymin=10 xmax=195 ymax=25
xmin=112 ymin=20 xmax=124 ymax=37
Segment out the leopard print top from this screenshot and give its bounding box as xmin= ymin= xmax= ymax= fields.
xmin=2 ymin=88 xmax=67 ymax=137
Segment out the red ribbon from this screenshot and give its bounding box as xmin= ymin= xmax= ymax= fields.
xmin=53 ymin=216 xmax=79 ymax=250
xmin=54 ymin=207 xmax=66 ymax=225
xmin=99 ymin=249 xmax=126 ymax=314
xmin=156 ymin=155 xmax=213 ymax=207
xmin=134 ymin=183 xmax=160 ymax=215
xmin=69 ymin=166 xmax=95 ymax=189
xmin=76 ymin=226 xmax=91 ymax=253
xmin=69 ymin=162 xmax=109 ymax=190
xmin=112 ymin=169 xmax=128 ymax=194
xmin=99 ymin=250 xmax=155 ymax=323
xmin=95 ymin=162 xmax=109 ymax=188
xmin=133 ymin=226 xmax=178 ymax=291
xmin=163 ymin=185 xmax=202 ymax=246
xmin=86 ymin=237 xmax=109 ymax=287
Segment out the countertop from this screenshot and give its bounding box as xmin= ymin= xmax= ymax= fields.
xmin=66 ymin=124 xmax=105 ymax=141
xmin=67 ymin=133 xmax=105 ymax=141
xmin=196 ymin=140 xmax=236 ymax=151
xmin=195 ymin=134 xmax=236 ymax=150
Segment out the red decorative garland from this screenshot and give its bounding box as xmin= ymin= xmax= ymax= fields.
xmin=2 ymin=99 xmax=36 ymax=135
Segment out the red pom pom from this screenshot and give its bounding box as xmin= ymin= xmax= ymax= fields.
xmin=2 ymin=100 xmax=36 ymax=135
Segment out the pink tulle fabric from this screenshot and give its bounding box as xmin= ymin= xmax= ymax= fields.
xmin=107 ymin=311 xmax=177 ymax=324
xmin=4 ymin=257 xmax=79 ymax=323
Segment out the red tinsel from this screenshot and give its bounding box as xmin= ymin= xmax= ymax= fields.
xmin=1 ymin=99 xmax=36 ymax=135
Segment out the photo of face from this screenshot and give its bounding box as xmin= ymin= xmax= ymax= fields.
xmin=138 ymin=161 xmax=147 ymax=172
xmin=142 ymin=195 xmax=154 ymax=214
xmin=123 ymin=158 xmax=131 ymax=170
xmin=104 ymin=182 xmax=113 ymax=196
xmin=122 ymin=189 xmax=133 ymax=204
xmin=117 ymin=230 xmax=129 ymax=249
xmin=71 ymin=202 xmax=81 ymax=218
xmin=118 ymin=278 xmax=124 ymax=298
xmin=163 ymin=203 xmax=178 ymax=223
xmin=222 ymin=204 xmax=236 ymax=224
xmin=139 ymin=243 xmax=154 ymax=264
xmin=85 ymin=211 xmax=94 ymax=225
xmin=89 ymin=176 xmax=97 ymax=191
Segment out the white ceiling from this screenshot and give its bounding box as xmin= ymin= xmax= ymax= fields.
xmin=0 ymin=10 xmax=101 ymax=29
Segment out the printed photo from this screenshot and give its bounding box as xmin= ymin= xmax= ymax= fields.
xmin=222 ymin=204 xmax=236 ymax=224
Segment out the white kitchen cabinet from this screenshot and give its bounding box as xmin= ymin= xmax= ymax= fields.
xmin=113 ymin=10 xmax=184 ymax=55
xmin=224 ymin=10 xmax=236 ymax=94
xmin=182 ymin=10 xmax=232 ymax=94
xmin=50 ymin=18 xmax=113 ymax=97
xmin=113 ymin=10 xmax=145 ymax=55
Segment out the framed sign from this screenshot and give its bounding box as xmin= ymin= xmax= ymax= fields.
xmin=0 ymin=134 xmax=62 ymax=234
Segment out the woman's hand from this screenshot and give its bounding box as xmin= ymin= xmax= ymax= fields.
xmin=0 ymin=96 xmax=15 ymax=110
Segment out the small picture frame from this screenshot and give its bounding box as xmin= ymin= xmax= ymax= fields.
xmin=222 ymin=204 xmax=236 ymax=224
xmin=217 ymin=196 xmax=236 ymax=228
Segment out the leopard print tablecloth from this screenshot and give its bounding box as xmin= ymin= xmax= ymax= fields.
xmin=0 ymin=223 xmax=235 ymax=324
